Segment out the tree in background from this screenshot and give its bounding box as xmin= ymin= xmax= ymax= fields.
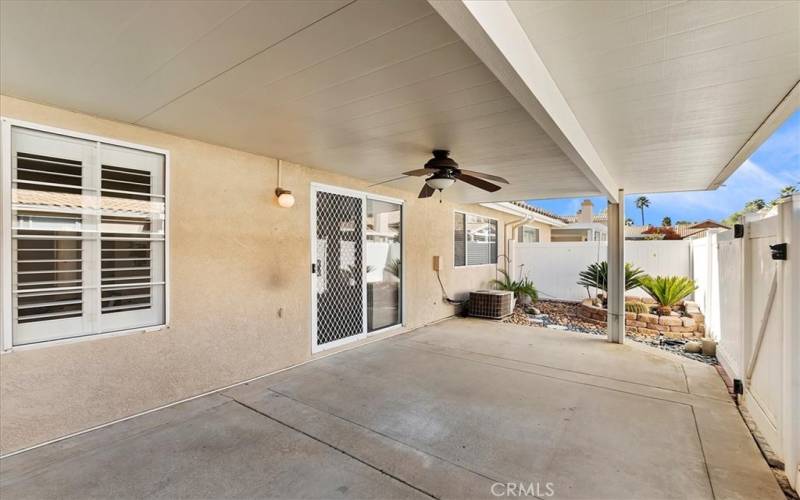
xmin=779 ymin=184 xmax=798 ymax=198
xmin=642 ymin=226 xmax=682 ymax=240
xmin=724 ymin=185 xmax=799 ymax=225
xmin=661 ymin=216 xmax=672 ymax=227
xmin=675 ymin=220 xmax=694 ymax=225
xmin=744 ymin=199 xmax=767 ymax=211
xmin=635 ymin=196 xmax=650 ymax=225
xmin=624 ymin=218 xmax=634 ymax=226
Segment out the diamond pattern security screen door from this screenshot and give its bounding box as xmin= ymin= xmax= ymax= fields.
xmin=311 ymin=185 xmax=403 ymax=352
xmin=313 ymin=188 xmax=364 ymax=348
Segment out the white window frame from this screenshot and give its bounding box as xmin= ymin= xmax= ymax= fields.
xmin=309 ymin=183 xmax=405 ymax=354
xmin=453 ymin=210 xmax=499 ymax=268
xmin=1 ymin=117 xmax=170 ymax=352
xmin=519 ymin=225 xmax=540 ymax=243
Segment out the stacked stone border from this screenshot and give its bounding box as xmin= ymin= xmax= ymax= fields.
xmin=578 ymin=299 xmax=706 ymax=339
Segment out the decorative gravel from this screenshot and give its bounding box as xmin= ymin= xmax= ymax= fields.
xmin=504 ymin=300 xmax=718 ymax=365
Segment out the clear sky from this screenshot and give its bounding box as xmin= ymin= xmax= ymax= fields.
xmin=527 ymin=110 xmax=800 ymax=225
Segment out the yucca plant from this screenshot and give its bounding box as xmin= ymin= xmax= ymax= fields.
xmin=638 ymin=275 xmax=697 ymax=315
xmin=490 ymin=269 xmax=538 ymax=304
xmin=576 ymin=261 xmax=645 ymax=296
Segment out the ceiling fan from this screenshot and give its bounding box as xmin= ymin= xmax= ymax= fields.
xmin=373 ymin=150 xmax=509 ymax=199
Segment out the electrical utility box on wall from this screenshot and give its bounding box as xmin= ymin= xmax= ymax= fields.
xmin=432 ymin=256 xmax=441 ymax=271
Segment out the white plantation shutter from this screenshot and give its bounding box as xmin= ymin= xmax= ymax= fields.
xmin=7 ymin=126 xmax=166 ymax=346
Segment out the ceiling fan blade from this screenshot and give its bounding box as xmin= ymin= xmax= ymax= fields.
xmin=459 ymin=169 xmax=509 ymax=184
xmin=368 ymin=175 xmax=406 ymax=188
xmin=403 ymin=168 xmax=435 ymax=177
xmin=456 ymin=173 xmax=502 ymax=192
xmin=418 ymin=183 xmax=435 ymax=198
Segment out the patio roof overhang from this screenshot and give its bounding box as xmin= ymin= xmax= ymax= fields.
xmin=1 ymin=0 xmax=797 ymax=204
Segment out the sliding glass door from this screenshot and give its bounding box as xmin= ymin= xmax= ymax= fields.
xmin=366 ymin=198 xmax=401 ymax=332
xmin=311 ymin=185 xmax=402 ymax=352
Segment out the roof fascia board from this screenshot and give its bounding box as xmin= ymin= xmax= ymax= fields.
xmin=480 ymin=202 xmax=567 ymax=226
xmin=709 ymin=81 xmax=799 ymax=190
xmin=430 ymin=0 xmax=619 ymax=202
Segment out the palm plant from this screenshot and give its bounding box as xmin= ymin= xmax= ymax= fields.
xmin=635 ymin=196 xmax=650 ymax=225
xmin=624 ymin=218 xmax=634 ymax=227
xmin=745 ymin=198 xmax=767 ymax=212
xmin=576 ymin=261 xmax=645 ymax=296
xmin=490 ymin=269 xmax=538 ymax=304
xmin=386 ymin=258 xmax=401 ymax=277
xmin=774 ymin=184 xmax=799 ymax=204
xmin=661 ymin=216 xmax=672 ymax=227
xmin=780 ymin=184 xmax=798 ymax=197
xmin=638 ymin=275 xmax=697 ymax=315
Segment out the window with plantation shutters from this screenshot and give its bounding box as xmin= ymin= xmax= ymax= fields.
xmin=453 ymin=211 xmax=497 ymax=267
xmin=3 ymin=124 xmax=167 ymax=347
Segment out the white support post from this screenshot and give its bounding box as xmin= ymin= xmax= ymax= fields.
xmin=607 ymin=190 xmax=625 ymax=343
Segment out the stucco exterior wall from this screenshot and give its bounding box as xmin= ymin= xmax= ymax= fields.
xmin=0 ymin=95 xmax=513 ymax=454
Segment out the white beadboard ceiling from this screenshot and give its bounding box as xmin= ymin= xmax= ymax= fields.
xmin=1 ymin=0 xmax=797 ymax=202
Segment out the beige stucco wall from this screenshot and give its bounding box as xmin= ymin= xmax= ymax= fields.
xmin=0 ymin=95 xmax=514 ymax=454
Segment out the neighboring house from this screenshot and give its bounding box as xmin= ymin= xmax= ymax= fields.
xmin=626 ymin=220 xmax=731 ymax=240
xmin=479 ymin=201 xmax=566 ymax=246
xmin=551 ymin=199 xmax=608 ymax=242
xmin=510 ymin=199 xmax=728 ymax=242
xmin=676 ymin=220 xmax=731 ymax=239
xmin=500 ymin=199 xmax=608 ymax=242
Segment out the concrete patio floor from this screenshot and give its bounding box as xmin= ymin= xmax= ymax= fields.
xmin=0 ymin=319 xmax=784 ymax=499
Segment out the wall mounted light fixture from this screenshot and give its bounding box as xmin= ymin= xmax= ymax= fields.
xmin=275 ymin=160 xmax=295 ymax=208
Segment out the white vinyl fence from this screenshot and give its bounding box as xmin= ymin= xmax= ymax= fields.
xmin=713 ymin=198 xmax=799 ymax=489
xmin=512 ymin=196 xmax=799 ymax=490
xmin=513 ymin=240 xmax=692 ymax=301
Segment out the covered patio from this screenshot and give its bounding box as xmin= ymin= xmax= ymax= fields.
xmin=0 ymin=319 xmax=783 ymax=499
xmin=1 ymin=1 xmax=798 ymax=496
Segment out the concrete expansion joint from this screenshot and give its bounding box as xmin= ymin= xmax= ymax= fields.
xmin=221 ymin=394 xmax=441 ymax=500
xmin=690 ymin=406 xmax=717 ymax=500
xmin=392 ymin=339 xmax=731 ymax=409
xmin=261 ymin=387 xmax=506 ymax=485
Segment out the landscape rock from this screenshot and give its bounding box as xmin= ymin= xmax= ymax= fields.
xmin=702 ymin=339 xmax=717 ymax=356
xmin=685 ymin=341 xmax=702 ymax=353
xmin=659 ymin=316 xmax=682 ymax=327
xmin=639 ymin=313 xmax=658 ymax=324
xmin=502 ymin=301 xmax=718 ymax=365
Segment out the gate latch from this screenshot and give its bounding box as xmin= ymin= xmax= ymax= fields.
xmin=311 ymin=262 xmax=317 ymax=273
xmin=770 ymin=243 xmax=787 ymax=261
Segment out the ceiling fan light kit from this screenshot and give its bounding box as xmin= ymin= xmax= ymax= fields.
xmin=425 ymin=172 xmax=456 ymax=190
xmin=370 ymin=149 xmax=510 ymax=199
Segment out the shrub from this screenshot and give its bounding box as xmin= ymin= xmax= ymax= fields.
xmin=638 ymin=275 xmax=697 ymax=313
xmin=625 ymin=302 xmax=649 ymax=314
xmin=490 ymin=269 xmax=538 ymax=303
xmin=642 ymin=226 xmax=683 ymax=240
xmin=577 ymin=261 xmax=645 ymax=294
